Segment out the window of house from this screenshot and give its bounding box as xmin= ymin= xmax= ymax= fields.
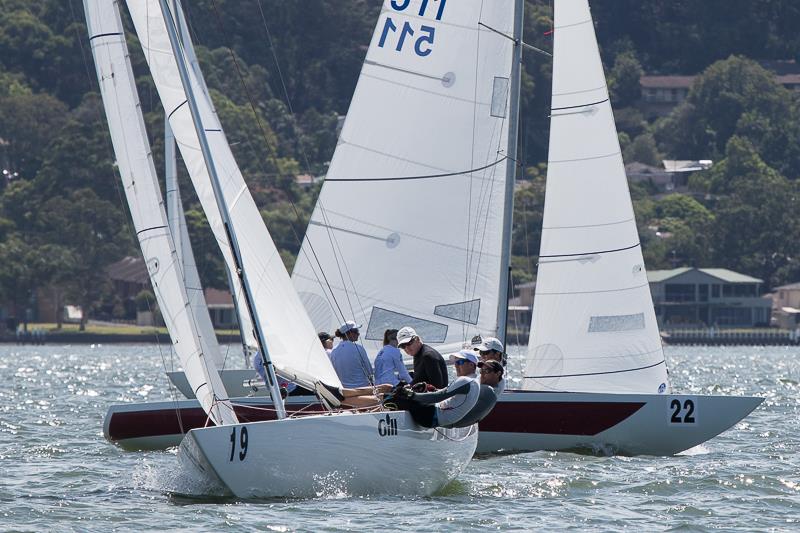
xmin=665 ymin=284 xmax=695 ymax=302
xmin=712 ymin=285 xmax=720 ymax=298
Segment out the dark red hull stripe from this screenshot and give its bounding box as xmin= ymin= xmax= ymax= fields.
xmin=478 ymin=401 xmax=646 ymax=436
xmin=108 ymin=400 xmax=645 ymax=441
xmin=108 ymin=403 xmax=322 ymax=440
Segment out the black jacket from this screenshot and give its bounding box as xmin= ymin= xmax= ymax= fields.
xmin=411 ymin=343 xmax=448 ymax=389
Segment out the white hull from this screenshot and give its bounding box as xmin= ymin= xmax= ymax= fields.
xmin=477 ymin=390 xmax=764 ymax=456
xmin=179 ymin=411 xmax=477 ymax=498
xmin=105 ymin=390 xmax=762 ymax=456
xmin=167 ymin=369 xmax=262 ymax=398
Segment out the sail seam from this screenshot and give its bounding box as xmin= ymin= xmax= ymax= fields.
xmin=551 ymin=98 xmax=608 ymax=112
xmin=364 ymin=59 xmax=444 ymax=83
xmin=542 ymin=216 xmax=635 ymax=230
xmin=325 ymin=156 xmax=508 ymax=182
xmin=360 ymin=72 xmax=484 ymax=107
xmin=552 ymin=84 xmax=607 ymax=97
xmin=539 ymin=242 xmax=640 ymax=258
xmin=534 ymin=281 xmax=650 ymax=296
xmin=525 ymin=359 xmax=666 ymax=379
xmin=549 ymin=150 xmax=621 ymax=164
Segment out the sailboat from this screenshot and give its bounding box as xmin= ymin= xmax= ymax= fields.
xmin=89 ymin=0 xmax=476 ymax=497
xmin=294 ymin=0 xmax=763 ymax=455
xmin=101 ymin=0 xmax=762 ymax=457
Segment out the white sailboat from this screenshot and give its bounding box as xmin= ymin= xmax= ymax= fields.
xmin=93 ymin=0 xmax=477 ymax=498
xmin=100 ymin=0 xmax=762 ymax=457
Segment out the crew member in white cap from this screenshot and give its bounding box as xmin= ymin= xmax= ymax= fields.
xmin=396 ymin=326 xmax=448 ymax=389
xmin=449 ymin=349 xmax=478 ymax=380
xmin=329 ymin=320 xmax=373 ymax=388
xmin=474 ymin=336 xmax=506 ymax=367
xmin=388 ymin=349 xmax=480 ymax=428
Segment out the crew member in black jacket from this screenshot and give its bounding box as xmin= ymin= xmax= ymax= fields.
xmin=396 ymin=326 xmax=448 ymax=389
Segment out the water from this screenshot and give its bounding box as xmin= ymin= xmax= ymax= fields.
xmin=1 ymin=344 xmax=798 ymax=531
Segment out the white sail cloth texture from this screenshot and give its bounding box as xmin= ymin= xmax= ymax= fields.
xmin=164 ymin=126 xmax=227 ymax=370
xmin=292 ymin=0 xmax=515 ymax=352
xmin=523 ymin=0 xmax=669 ymax=394
xmin=125 ymin=0 xmax=341 ymax=390
xmin=166 ymin=1 xmax=257 ymax=352
xmin=84 ymin=0 xmax=237 ymax=425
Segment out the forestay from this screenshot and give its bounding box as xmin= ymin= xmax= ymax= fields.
xmin=125 ymin=0 xmax=341 ymax=390
xmin=292 ymin=0 xmax=515 ymax=351
xmin=84 ymin=0 xmax=237 ymax=425
xmin=523 ymin=0 xmax=670 ymax=394
xmin=166 ymin=1 xmax=256 ymax=353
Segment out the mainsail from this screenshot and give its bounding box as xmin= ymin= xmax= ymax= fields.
xmin=292 ymin=0 xmax=516 ymax=351
xmin=84 ymin=0 xmax=237 ymax=425
xmin=523 ymin=0 xmax=670 ymax=394
xmin=125 ymin=0 xmax=341 ymax=390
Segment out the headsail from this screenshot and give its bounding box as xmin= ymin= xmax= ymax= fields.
xmin=84 ymin=0 xmax=237 ymax=425
xmin=124 ymin=0 xmax=342 ymax=390
xmin=292 ymin=0 xmax=516 ymax=351
xmin=523 ymin=0 xmax=670 ymax=394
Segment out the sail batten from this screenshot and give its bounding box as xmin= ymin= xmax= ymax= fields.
xmin=125 ymin=0 xmax=341 ymax=390
xmin=84 ymin=0 xmax=237 ymax=425
xmin=292 ymin=0 xmax=515 ymax=350
xmin=524 ymin=0 xmax=670 ymax=395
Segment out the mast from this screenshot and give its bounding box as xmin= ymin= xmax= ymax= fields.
xmin=157 ymin=0 xmax=287 ymax=418
xmin=497 ymin=0 xmax=525 ymax=344
xmin=168 ymin=0 xmax=253 ymax=366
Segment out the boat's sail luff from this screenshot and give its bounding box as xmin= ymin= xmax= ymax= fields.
xmin=171 ymin=0 xmax=258 ymax=354
xmin=165 ymin=123 xmax=228 ymax=370
xmin=523 ymin=0 xmax=669 ymax=394
xmin=84 ymin=0 xmax=237 ymax=425
xmin=292 ymin=0 xmax=515 ymax=351
xmin=125 ymin=0 xmax=342 ymax=389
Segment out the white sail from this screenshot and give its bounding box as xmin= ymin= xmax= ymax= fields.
xmin=125 ymin=0 xmax=341 ymax=389
xmin=165 ymin=122 xmax=233 ymax=370
xmin=84 ymin=0 xmax=237 ymax=425
xmin=523 ymin=0 xmax=669 ymax=394
xmin=292 ymin=0 xmax=516 ymax=351
xmin=170 ymin=0 xmax=258 ymax=354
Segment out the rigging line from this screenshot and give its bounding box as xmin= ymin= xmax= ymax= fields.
xmin=323 ymin=156 xmax=508 ymax=182
xmin=538 ymin=242 xmax=640 ymax=259
xmin=253 ymin=0 xmax=347 ymax=323
xmin=463 ymin=3 xmax=484 ymax=338
xmin=525 ymin=359 xmax=666 ymax=379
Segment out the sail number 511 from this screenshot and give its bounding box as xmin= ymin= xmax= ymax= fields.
xmin=378 ymin=0 xmax=447 ymax=57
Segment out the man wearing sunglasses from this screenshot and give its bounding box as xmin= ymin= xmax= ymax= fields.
xmin=387 ymin=349 xmax=479 ymax=428
xmin=396 ymin=326 xmax=448 ymax=389
xmin=474 ymin=336 xmax=506 ymax=368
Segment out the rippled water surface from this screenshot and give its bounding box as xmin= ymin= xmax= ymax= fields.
xmin=1 ymin=344 xmax=798 ymax=531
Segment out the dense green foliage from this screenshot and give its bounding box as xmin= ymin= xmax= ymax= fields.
xmin=0 ymin=0 xmax=798 ymax=324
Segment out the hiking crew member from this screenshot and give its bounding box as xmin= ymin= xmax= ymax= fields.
xmin=329 ymin=320 xmax=373 ymax=388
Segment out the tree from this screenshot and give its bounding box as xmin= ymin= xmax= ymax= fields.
xmin=38 ymin=189 xmax=129 ymax=330
xmin=624 ymin=133 xmax=661 ymax=166
xmin=608 ymin=51 xmax=644 ymax=107
xmin=655 ymin=57 xmax=800 ymax=176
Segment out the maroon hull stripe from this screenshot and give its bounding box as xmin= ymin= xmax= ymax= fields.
xmin=478 ymin=401 xmax=645 ymax=436
xmin=107 ymin=403 xmax=320 ymax=440
xmin=108 ymin=399 xmax=644 ymax=441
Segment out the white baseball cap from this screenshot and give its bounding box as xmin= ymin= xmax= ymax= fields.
xmin=396 ymin=326 xmax=418 ymax=346
xmin=449 ymin=349 xmax=478 ymax=365
xmin=474 ymin=336 xmax=504 ymax=353
xmin=339 ymin=320 xmax=362 ymax=334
